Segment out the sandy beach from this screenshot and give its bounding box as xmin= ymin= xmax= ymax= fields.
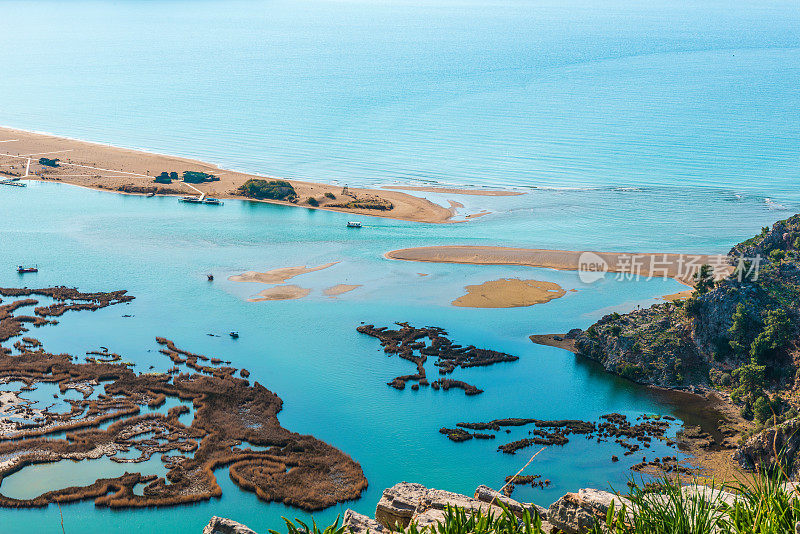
xmin=386 ymin=245 xmax=732 ymax=286
xmin=0 ymin=127 xmax=454 ymax=224
xmin=452 ymin=279 xmax=566 ymax=308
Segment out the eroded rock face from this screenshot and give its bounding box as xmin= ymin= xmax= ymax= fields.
xmin=343 ymin=509 xmax=384 ymax=534
xmin=203 ymin=516 xmax=257 ymax=534
xmin=374 ymin=482 xmax=428 ymax=528
xmin=369 ymin=482 xmax=537 ymax=531
xmin=547 ymin=488 xmax=630 ymax=534
xmin=734 ymin=417 xmax=800 ymax=476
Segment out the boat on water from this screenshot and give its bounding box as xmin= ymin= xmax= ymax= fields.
xmin=346 ymin=221 xmax=362 ymax=228
xmin=17 ymin=265 xmax=38 ymax=273
xmin=203 ymin=197 xmax=223 ymax=205
xmin=179 ymin=196 xmax=203 ymax=203
xmin=229 ymin=331 xmax=239 ymax=339
xmin=207 ymin=273 xmax=214 ymax=281
xmin=0 ymin=179 xmax=26 ymax=187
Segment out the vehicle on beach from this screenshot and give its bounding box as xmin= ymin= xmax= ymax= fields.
xmin=346 ymin=221 xmax=362 ymax=228
xmin=17 ymin=265 xmax=38 ymax=273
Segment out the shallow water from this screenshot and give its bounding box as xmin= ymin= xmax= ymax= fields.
xmin=0 ymin=182 xmax=781 ymax=533
xmin=0 ymin=0 xmax=799 ymax=531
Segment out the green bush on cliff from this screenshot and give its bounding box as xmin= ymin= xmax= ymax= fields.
xmin=693 ymin=264 xmax=715 ymax=294
xmin=236 ymin=179 xmax=297 ymax=201
xmin=750 ymin=308 xmax=793 ymax=363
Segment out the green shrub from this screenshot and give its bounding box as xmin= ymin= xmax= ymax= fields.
xmin=38 ymin=157 xmax=60 ymax=167
xmin=753 ymin=396 xmax=772 ymax=424
xmin=154 ymin=172 xmax=172 ymax=184
xmin=236 ymin=179 xmax=297 ymax=201
xmin=307 ymin=197 xmax=319 ymax=207
xmin=324 ymin=192 xmax=336 ymax=199
xmin=610 ymin=325 xmax=622 ymax=336
xmin=182 ymin=170 xmax=219 ymax=183
xmin=769 ymin=249 xmax=786 ymax=262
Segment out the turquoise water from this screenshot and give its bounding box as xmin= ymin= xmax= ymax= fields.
xmin=0 ymin=182 xmax=791 ymax=533
xmin=0 ymin=0 xmax=799 ymax=531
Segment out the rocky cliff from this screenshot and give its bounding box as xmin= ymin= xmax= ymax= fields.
xmin=572 ymin=214 xmax=800 ymax=389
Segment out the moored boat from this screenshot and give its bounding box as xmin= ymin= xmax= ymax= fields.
xmin=203 ymin=197 xmax=223 ymax=205
xmin=179 ymin=196 xmax=203 ymax=203
xmin=17 ymin=265 xmax=38 ymax=273
xmin=346 ymin=221 xmax=362 ymax=228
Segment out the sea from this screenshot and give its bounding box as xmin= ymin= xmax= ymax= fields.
xmin=0 ymin=0 xmax=799 ymax=532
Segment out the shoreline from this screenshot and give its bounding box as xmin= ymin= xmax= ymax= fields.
xmin=529 ymin=332 xmax=749 ymax=483
xmin=0 ymin=126 xmax=470 ymax=224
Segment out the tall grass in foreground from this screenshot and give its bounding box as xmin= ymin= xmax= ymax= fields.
xmin=273 ymin=467 xmax=800 ymax=534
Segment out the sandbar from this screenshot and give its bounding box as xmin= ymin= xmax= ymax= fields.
xmin=383 ymin=186 xmax=523 ymax=196
xmin=452 ymin=279 xmax=566 ymax=308
xmin=0 ymin=126 xmax=454 ymax=224
xmin=323 ymin=284 xmax=362 ymax=296
xmin=248 ymin=285 xmax=310 ymax=301
xmin=386 ymin=246 xmax=732 ymax=286
xmin=229 ymin=262 xmax=338 ymax=284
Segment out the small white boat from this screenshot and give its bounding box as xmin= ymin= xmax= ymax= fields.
xmin=179 ymin=196 xmax=203 ymax=203
xmin=346 ymin=221 xmax=362 ymax=228
xmin=203 ymin=197 xmax=224 ymax=205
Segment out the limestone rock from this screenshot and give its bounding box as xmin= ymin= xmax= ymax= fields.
xmin=343 ymin=509 xmax=384 ymax=534
xmin=734 ymin=418 xmax=800 ymax=477
xmin=203 ymin=516 xmax=257 ymax=534
xmin=547 ymin=488 xmax=629 ymax=534
xmin=473 ymin=485 xmax=545 ymax=519
xmin=375 ymin=482 xmax=427 ymax=529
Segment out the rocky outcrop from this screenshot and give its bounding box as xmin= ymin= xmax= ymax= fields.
xmin=547 ymin=488 xmax=630 ymax=534
xmin=571 ymin=214 xmax=800 ymax=389
xmin=344 ymin=481 xmax=748 ymax=534
xmin=734 ymin=417 xmax=800 ymax=476
xmin=203 ymin=516 xmax=258 ymax=534
xmin=350 ymin=482 xmax=554 ymax=533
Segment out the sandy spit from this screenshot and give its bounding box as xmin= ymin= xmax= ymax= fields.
xmin=0 ymin=126 xmax=455 ymax=224
xmin=383 ymin=186 xmax=524 ymax=196
xmin=386 ymin=245 xmax=732 ymax=286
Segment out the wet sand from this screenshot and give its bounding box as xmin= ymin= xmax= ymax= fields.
xmin=0 ymin=126 xmax=453 ymax=224
xmin=229 ymin=262 xmax=338 ymax=284
xmin=383 ymin=186 xmax=524 ymax=196
xmin=386 ymin=245 xmax=732 ymax=286
xmin=452 ymin=279 xmax=566 ymax=308
xmin=247 ymin=285 xmax=311 ymax=301
xmin=323 ymin=284 xmax=362 ymax=296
